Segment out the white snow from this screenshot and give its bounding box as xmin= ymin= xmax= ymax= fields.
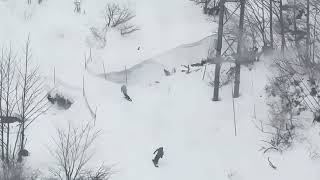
xmin=0 ymin=0 xmax=320 ymax=180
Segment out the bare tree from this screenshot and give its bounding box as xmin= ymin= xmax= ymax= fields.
xmin=212 ymin=0 xmax=225 ymax=101
xmin=119 ymin=24 xmax=139 ymax=36
xmin=293 ymin=0 xmax=298 ymax=49
xmin=104 ymin=3 xmax=135 ymax=28
xmin=90 ymin=27 xmax=107 ymax=48
xmin=103 ymin=3 xmax=139 ymax=35
xmin=0 ymin=48 xmax=5 ymax=161
xmin=279 ymin=0 xmax=285 ymax=53
xmin=15 ymin=37 xmax=50 ymax=162
xmin=270 ymin=0 xmax=274 ymax=48
xmin=233 ymin=0 xmax=246 ymax=98
xmin=306 ymin=0 xmax=311 ymax=61
xmin=79 ymin=165 xmax=113 ymax=180
xmin=2 ymin=46 xmax=18 ymax=165
xmin=49 ymin=123 xmax=100 ymax=180
xmin=0 ymin=38 xmax=49 ymax=174
xmin=190 ymin=0 xmax=214 ymax=14
xmin=91 ymin=3 xmax=138 ymax=47
xmin=245 ymin=0 xmax=277 ymax=50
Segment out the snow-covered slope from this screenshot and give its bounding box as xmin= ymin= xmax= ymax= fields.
xmin=34 ymin=55 xmax=320 ymax=180
xmin=1 ymin=0 xmax=320 ymax=180
xmin=0 ymin=0 xmax=214 ymax=87
xmin=100 ymin=35 xmax=214 ymax=85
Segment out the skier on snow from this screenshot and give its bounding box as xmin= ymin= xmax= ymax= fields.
xmin=121 ymin=85 xmax=132 ymax=101
xmin=152 ymin=147 xmax=164 ymax=167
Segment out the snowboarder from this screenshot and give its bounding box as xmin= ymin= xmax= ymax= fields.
xmin=152 ymin=147 xmax=164 ymax=167
xmin=121 ymin=85 xmax=132 ymax=101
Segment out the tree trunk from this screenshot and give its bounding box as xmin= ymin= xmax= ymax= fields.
xmin=6 ymin=59 xmax=10 ymax=165
xmin=279 ymin=0 xmax=285 ymax=54
xmin=20 ymin=47 xmax=28 ymax=160
xmin=0 ymin=63 xmax=3 ymax=161
xmin=204 ymin=0 xmax=209 ymax=14
xmin=312 ymin=11 xmax=317 ymax=63
xmin=6 ymin=88 xmax=9 ymax=165
xmin=306 ymin=0 xmax=311 ymax=62
xmin=293 ymin=0 xmax=298 ymax=49
xmin=269 ymin=0 xmax=273 ymax=48
xmin=262 ymin=0 xmax=266 ymax=47
xmin=213 ymin=0 xmax=225 ymax=101
xmin=234 ymin=0 xmax=246 ymax=98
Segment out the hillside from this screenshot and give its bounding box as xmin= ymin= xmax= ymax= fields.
xmin=0 ymin=0 xmax=320 ymax=180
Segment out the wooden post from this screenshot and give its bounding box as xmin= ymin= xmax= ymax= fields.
xmin=53 ymin=66 xmax=56 ymax=86
xmin=82 ymin=76 xmax=85 ymax=96
xmin=231 ymin=77 xmax=237 ymax=136
xmin=84 ymin=53 xmax=87 ymax=69
xmin=102 ymin=62 xmax=107 ymax=80
xmin=89 ymin=48 xmax=92 ymax=62
xmin=202 ymin=65 xmax=207 ymax=80
xmin=94 ymin=107 xmax=97 ymax=126
xmin=233 ymin=0 xmax=245 ymax=98
xmin=125 ymin=66 xmax=128 ymax=85
xmin=213 ymin=0 xmax=225 ymax=101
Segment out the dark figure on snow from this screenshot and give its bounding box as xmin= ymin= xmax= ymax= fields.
xmin=253 ymin=46 xmax=259 ymax=61
xmin=121 ymin=85 xmax=132 ymax=101
xmin=152 ymin=147 xmax=164 ymax=167
xmin=314 ymin=111 xmax=320 ymax=123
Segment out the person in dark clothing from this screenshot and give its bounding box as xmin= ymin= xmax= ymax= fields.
xmin=121 ymin=85 xmax=132 ymax=101
xmin=253 ymin=46 xmax=259 ymax=61
xmin=152 ymin=147 xmax=164 ymax=167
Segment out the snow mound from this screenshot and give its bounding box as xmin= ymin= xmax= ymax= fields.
xmin=102 ymin=35 xmax=215 ymax=84
xmin=102 ymin=60 xmax=165 ymax=84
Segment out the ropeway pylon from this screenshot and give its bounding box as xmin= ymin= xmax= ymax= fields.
xmin=209 ymin=0 xmax=246 ymax=101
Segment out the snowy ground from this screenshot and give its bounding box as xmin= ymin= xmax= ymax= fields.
xmin=1 ymin=0 xmax=320 ymax=179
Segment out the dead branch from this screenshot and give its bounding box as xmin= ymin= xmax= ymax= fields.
xmin=267 ymin=157 xmax=277 ymax=170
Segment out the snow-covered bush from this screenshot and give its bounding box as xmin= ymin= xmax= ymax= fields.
xmin=78 ymin=165 xmax=113 ymax=180
xmin=262 ymin=54 xmax=317 ymax=152
xmin=47 ymin=91 xmax=73 ymax=110
xmin=208 ymin=65 xmax=235 ymax=88
xmin=0 ymin=162 xmax=40 ymax=180
xmin=264 ymin=72 xmax=307 ymax=152
xmin=308 ymin=72 xmax=320 ymax=123
xmin=90 ymin=27 xmax=107 ymax=48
